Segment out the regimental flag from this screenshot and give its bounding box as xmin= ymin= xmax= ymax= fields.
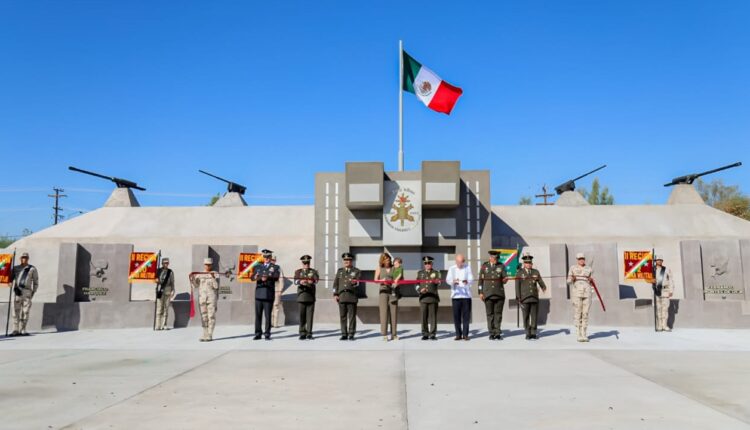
xmin=128 ymin=252 xmax=158 ymax=282
xmin=0 ymin=254 xmax=13 ymax=284
xmin=624 ymin=250 xmax=654 ymax=281
xmin=495 ymin=248 xmax=520 ymax=276
xmin=402 ymin=51 xmax=463 ymax=115
xmin=238 ymin=253 xmax=264 ymax=283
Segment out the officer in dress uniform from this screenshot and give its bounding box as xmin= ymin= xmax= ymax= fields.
xmin=417 ymin=256 xmax=441 ymax=340
xmin=251 ymin=249 xmax=280 ymax=340
xmin=155 ymin=257 xmax=175 ymax=330
xmin=333 ymin=252 xmax=360 ymax=340
xmin=567 ymin=252 xmax=594 ymax=342
xmin=189 ymin=258 xmax=219 ymax=342
xmin=294 ymin=255 xmax=319 ymax=340
xmin=10 ymin=252 xmax=39 ymax=336
xmin=515 ymin=252 xmax=547 ymax=340
xmin=478 ymin=250 xmax=508 ymax=340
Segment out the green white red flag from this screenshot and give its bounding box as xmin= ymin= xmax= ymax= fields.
xmin=402 ymin=51 xmax=462 ymax=115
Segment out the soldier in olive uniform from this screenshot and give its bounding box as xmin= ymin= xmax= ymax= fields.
xmin=294 ymin=254 xmax=319 ymax=340
xmin=567 ymin=252 xmax=594 ymax=342
xmin=154 ymin=257 xmax=175 ymax=330
xmin=515 ymin=252 xmax=547 ymax=340
xmin=416 ymin=256 xmax=441 ymax=340
xmin=478 ymin=250 xmax=508 ymax=340
xmin=651 ymin=255 xmax=674 ymax=332
xmin=189 ymin=258 xmax=219 ymax=342
xmin=333 ymin=252 xmax=360 ymax=340
xmin=251 ymin=249 xmax=280 ymax=340
xmin=10 ymin=252 xmax=39 ymax=336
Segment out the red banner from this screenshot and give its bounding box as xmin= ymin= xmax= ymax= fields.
xmin=624 ymin=250 xmax=654 ymax=281
xmin=0 ymin=254 xmax=13 ymax=285
xmin=238 ymin=253 xmax=263 ymax=283
xmin=129 ymin=252 xmax=158 ymax=282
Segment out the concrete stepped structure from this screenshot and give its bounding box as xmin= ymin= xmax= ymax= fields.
xmin=3 ymin=161 xmax=750 ymax=331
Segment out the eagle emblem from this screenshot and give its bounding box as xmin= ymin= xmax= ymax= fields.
xmin=417 ymin=80 xmax=433 ymax=97
xmin=390 ymin=193 xmax=415 ymax=226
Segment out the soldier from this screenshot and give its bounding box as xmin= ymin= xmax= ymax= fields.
xmin=416 ymin=256 xmax=441 ymax=340
xmin=271 ymin=255 xmax=286 ymax=328
xmin=478 ymin=250 xmax=508 ymax=340
xmin=189 ymin=258 xmax=219 ymax=342
xmin=251 ymin=249 xmax=280 ymax=340
xmin=294 ymin=254 xmax=319 ymax=340
xmin=567 ymin=252 xmax=594 ymax=342
xmin=154 ymin=257 xmax=175 ymax=330
xmin=333 ymin=252 xmax=360 ymax=340
xmin=9 ymin=252 xmax=39 ymax=336
xmin=515 ymin=252 xmax=547 ymax=340
xmin=651 ymin=255 xmax=674 ymax=332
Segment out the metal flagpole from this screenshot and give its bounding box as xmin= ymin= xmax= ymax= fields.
xmin=5 ymin=250 xmax=16 ymax=337
xmin=652 ymin=248 xmax=658 ymax=332
xmin=398 ymin=40 xmax=404 ymax=171
xmin=153 ymin=251 xmax=161 ymax=331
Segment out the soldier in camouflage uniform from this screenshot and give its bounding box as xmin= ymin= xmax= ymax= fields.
xmin=10 ymin=252 xmax=39 ymax=336
xmin=515 ymin=252 xmax=547 ymax=340
xmin=478 ymin=250 xmax=508 ymax=340
xmin=567 ymin=252 xmax=594 ymax=342
xmin=294 ymin=254 xmax=319 ymax=340
xmin=189 ymin=258 xmax=219 ymax=342
xmin=651 ymin=255 xmax=674 ymax=332
xmin=333 ymin=252 xmax=360 ymax=340
xmin=154 ymin=257 xmax=175 ymax=330
xmin=417 ymin=256 xmax=441 ymax=340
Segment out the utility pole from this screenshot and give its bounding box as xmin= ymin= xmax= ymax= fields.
xmin=535 ymin=185 xmax=555 ymax=206
xmin=48 ymin=187 xmax=67 ymax=225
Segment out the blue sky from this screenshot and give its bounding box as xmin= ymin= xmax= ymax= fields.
xmin=1 ymin=1 xmax=748 ymax=236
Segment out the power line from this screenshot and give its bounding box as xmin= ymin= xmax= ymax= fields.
xmin=47 ymin=187 xmax=67 ymax=225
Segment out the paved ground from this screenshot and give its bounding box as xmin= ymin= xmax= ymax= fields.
xmin=1 ymin=324 xmax=749 ymax=430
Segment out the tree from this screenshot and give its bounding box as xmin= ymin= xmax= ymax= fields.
xmin=579 ymin=178 xmax=614 ymax=205
xmin=695 ymin=179 xmax=750 ymax=221
xmin=0 ymin=235 xmax=12 ymax=249
xmin=518 ymin=196 xmax=532 ymax=205
xmin=207 ymin=193 xmax=221 ymax=206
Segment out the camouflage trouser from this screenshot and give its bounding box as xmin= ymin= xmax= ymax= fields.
xmin=12 ymin=291 xmax=33 ymax=332
xmin=572 ymin=293 xmax=592 ymax=334
xmin=155 ymin=289 xmax=172 ymax=330
xmin=271 ymin=291 xmax=285 ymax=327
xmin=198 ymin=286 xmax=218 ymax=336
xmin=656 ymin=296 xmax=670 ymax=330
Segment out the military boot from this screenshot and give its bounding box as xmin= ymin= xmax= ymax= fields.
xmin=200 ymin=326 xmax=208 ymax=342
xmin=581 ymin=327 xmax=589 ymax=342
xmin=206 ymin=323 xmax=215 ymax=341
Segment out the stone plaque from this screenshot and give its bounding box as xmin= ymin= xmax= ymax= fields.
xmin=383 ymin=180 xmax=422 ymax=246
xmin=700 ymin=240 xmax=745 ymax=300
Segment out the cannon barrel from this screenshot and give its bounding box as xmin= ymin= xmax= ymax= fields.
xmin=663 ymin=162 xmax=742 ymax=187
xmin=554 ymin=164 xmax=607 ymax=195
xmin=198 ymin=170 xmax=247 ymax=195
xmin=68 ymin=166 xmax=146 ymax=191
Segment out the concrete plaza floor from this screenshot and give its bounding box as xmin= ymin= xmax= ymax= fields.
xmin=1 ymin=324 xmax=749 ymax=430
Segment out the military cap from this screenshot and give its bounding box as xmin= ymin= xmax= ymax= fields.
xmin=488 ymin=250 xmax=499 ymax=257
xmin=203 ymin=257 xmax=213 ymax=265
xmin=300 ymin=255 xmax=312 ymax=263
xmin=422 ymin=256 xmax=434 ymax=264
xmin=341 ymin=252 xmax=354 ymax=260
xmin=161 ymin=257 xmax=170 ymax=264
xmin=521 ymin=252 xmax=533 ymax=262
xmin=576 ymin=252 xmax=585 ymax=259
xmin=655 ymin=255 xmax=664 ymax=261
xmin=20 ymin=252 xmax=29 ymax=258
xmin=261 ymin=249 xmax=273 ymax=257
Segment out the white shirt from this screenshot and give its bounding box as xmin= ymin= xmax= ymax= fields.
xmin=446 ymin=264 xmax=474 ymax=299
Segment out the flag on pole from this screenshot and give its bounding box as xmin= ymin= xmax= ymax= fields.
xmin=495 ymin=248 xmax=520 ymax=276
xmin=624 ymin=250 xmax=655 ymax=281
xmin=128 ymin=252 xmax=159 ymax=282
xmin=237 ymin=253 xmax=264 ymax=283
xmin=402 ymin=51 xmax=462 ymax=115
xmin=0 ymin=254 xmax=13 ymax=284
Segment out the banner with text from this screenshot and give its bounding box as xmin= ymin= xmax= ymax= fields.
xmin=238 ymin=253 xmax=264 ymax=283
xmin=129 ymin=252 xmax=158 ymax=282
xmin=0 ymin=254 xmax=13 ymax=284
xmin=624 ymin=250 xmax=654 ymax=281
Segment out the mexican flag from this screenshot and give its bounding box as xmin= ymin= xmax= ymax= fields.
xmin=402 ymin=51 xmax=463 ymax=115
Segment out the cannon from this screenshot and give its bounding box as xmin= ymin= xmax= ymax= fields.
xmin=68 ymin=166 xmax=146 ymax=191
xmin=198 ymin=170 xmax=247 ymax=195
xmin=554 ymin=164 xmax=607 ymax=195
xmin=664 ymin=162 xmax=742 ymax=187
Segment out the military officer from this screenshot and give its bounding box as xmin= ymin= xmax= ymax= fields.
xmin=154 ymin=257 xmax=175 ymax=330
xmin=251 ymin=249 xmax=280 ymax=340
xmin=294 ymin=255 xmax=319 ymax=340
xmin=9 ymin=252 xmax=39 ymax=336
xmin=416 ymin=256 xmax=441 ymax=340
xmin=651 ymin=255 xmax=674 ymax=332
xmin=478 ymin=250 xmax=508 ymax=340
xmin=567 ymin=252 xmax=594 ymax=342
xmin=515 ymin=252 xmax=547 ymax=340
xmin=189 ymin=258 xmax=219 ymax=342
xmin=333 ymin=252 xmax=360 ymax=340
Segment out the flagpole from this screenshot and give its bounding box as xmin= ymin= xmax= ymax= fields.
xmin=398 ymin=40 xmax=404 ymax=171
